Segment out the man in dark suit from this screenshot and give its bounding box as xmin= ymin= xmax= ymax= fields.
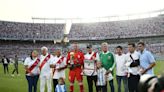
xmin=2 ymin=55 xmax=10 ymax=74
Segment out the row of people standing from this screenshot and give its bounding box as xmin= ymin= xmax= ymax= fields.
xmin=115 ymin=42 xmax=156 ymax=92
xmin=24 ymin=41 xmax=156 ymax=92
xmin=24 ymin=46 xmax=67 ymax=92
xmin=83 ymin=42 xmax=115 ymax=92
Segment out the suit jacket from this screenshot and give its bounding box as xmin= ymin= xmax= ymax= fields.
xmin=2 ymin=58 xmax=10 ymax=64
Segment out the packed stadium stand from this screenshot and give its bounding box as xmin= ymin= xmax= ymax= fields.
xmin=68 ymin=16 xmax=164 ymax=40
xmin=0 ymin=15 xmax=164 ymax=61
xmin=0 ymin=21 xmax=64 ymax=40
xmin=0 ymin=40 xmax=163 ymax=61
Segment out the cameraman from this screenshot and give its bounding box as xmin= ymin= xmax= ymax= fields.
xmin=139 ymin=74 xmax=164 ymax=92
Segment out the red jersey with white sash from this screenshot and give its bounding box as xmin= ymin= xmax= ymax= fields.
xmin=40 ymin=53 xmax=53 ymax=77
xmin=84 ymin=52 xmax=100 ymax=76
xmin=50 ymin=56 xmax=66 ymax=79
xmin=24 ymin=57 xmax=40 ymax=76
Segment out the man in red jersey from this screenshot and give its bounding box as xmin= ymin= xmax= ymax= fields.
xmin=66 ymin=42 xmax=84 ymax=92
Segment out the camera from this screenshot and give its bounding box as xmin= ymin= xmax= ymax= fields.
xmin=138 ymin=74 xmax=164 ymax=92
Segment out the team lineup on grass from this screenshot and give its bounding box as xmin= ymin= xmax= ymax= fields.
xmin=1 ymin=42 xmax=158 ymax=92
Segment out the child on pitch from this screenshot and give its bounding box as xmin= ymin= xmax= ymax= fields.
xmin=55 ymin=77 xmax=67 ymax=92
xmin=96 ymin=61 xmax=113 ymax=92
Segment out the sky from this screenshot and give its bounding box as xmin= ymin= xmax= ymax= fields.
xmin=0 ymin=0 xmax=164 ymax=22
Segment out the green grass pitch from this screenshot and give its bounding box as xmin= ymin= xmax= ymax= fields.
xmin=0 ymin=61 xmax=164 ymax=92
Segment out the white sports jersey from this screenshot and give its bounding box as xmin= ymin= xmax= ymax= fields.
xmin=40 ymin=53 xmax=53 ymax=77
xmin=125 ymin=51 xmax=140 ymax=75
xmin=84 ymin=52 xmax=99 ymax=76
xmin=55 ymin=84 xmax=67 ymax=92
xmin=115 ymin=54 xmax=128 ymax=76
xmin=24 ymin=57 xmax=40 ymax=76
xmin=50 ymin=56 xmax=66 ymax=79
xmin=97 ymin=67 xmax=107 ymax=86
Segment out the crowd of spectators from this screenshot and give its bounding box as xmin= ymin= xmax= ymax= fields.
xmin=0 ymin=16 xmax=164 ymax=40
xmin=0 ymin=41 xmax=163 ymax=61
xmin=0 ymin=21 xmax=64 ymax=40
xmin=68 ymin=16 xmax=164 ymax=40
xmin=0 ymin=16 xmax=164 ymax=61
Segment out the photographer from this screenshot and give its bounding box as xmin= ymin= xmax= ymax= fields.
xmin=138 ymin=74 xmax=164 ymax=92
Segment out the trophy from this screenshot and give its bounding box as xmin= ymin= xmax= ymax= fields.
xmin=70 ymin=52 xmax=75 ymax=64
xmin=68 ymin=52 xmax=75 ymax=70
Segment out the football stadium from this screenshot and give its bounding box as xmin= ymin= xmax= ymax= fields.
xmin=0 ymin=0 xmax=164 ymax=92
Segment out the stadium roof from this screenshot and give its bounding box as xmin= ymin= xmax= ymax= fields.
xmin=0 ymin=0 xmax=164 ymax=23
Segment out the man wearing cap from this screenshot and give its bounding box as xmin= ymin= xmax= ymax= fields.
xmin=83 ymin=44 xmax=99 ymax=92
xmin=99 ymin=42 xmax=115 ymax=92
xmin=40 ymin=46 xmax=53 ymax=92
xmin=66 ymin=42 xmax=84 ymax=92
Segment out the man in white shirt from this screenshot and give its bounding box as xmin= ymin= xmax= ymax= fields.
xmin=125 ymin=43 xmax=140 ymax=92
xmin=83 ymin=44 xmax=99 ymax=92
xmin=40 ymin=46 xmax=53 ymax=92
xmin=115 ymin=46 xmax=128 ymax=92
xmin=50 ymin=49 xmax=67 ymax=92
